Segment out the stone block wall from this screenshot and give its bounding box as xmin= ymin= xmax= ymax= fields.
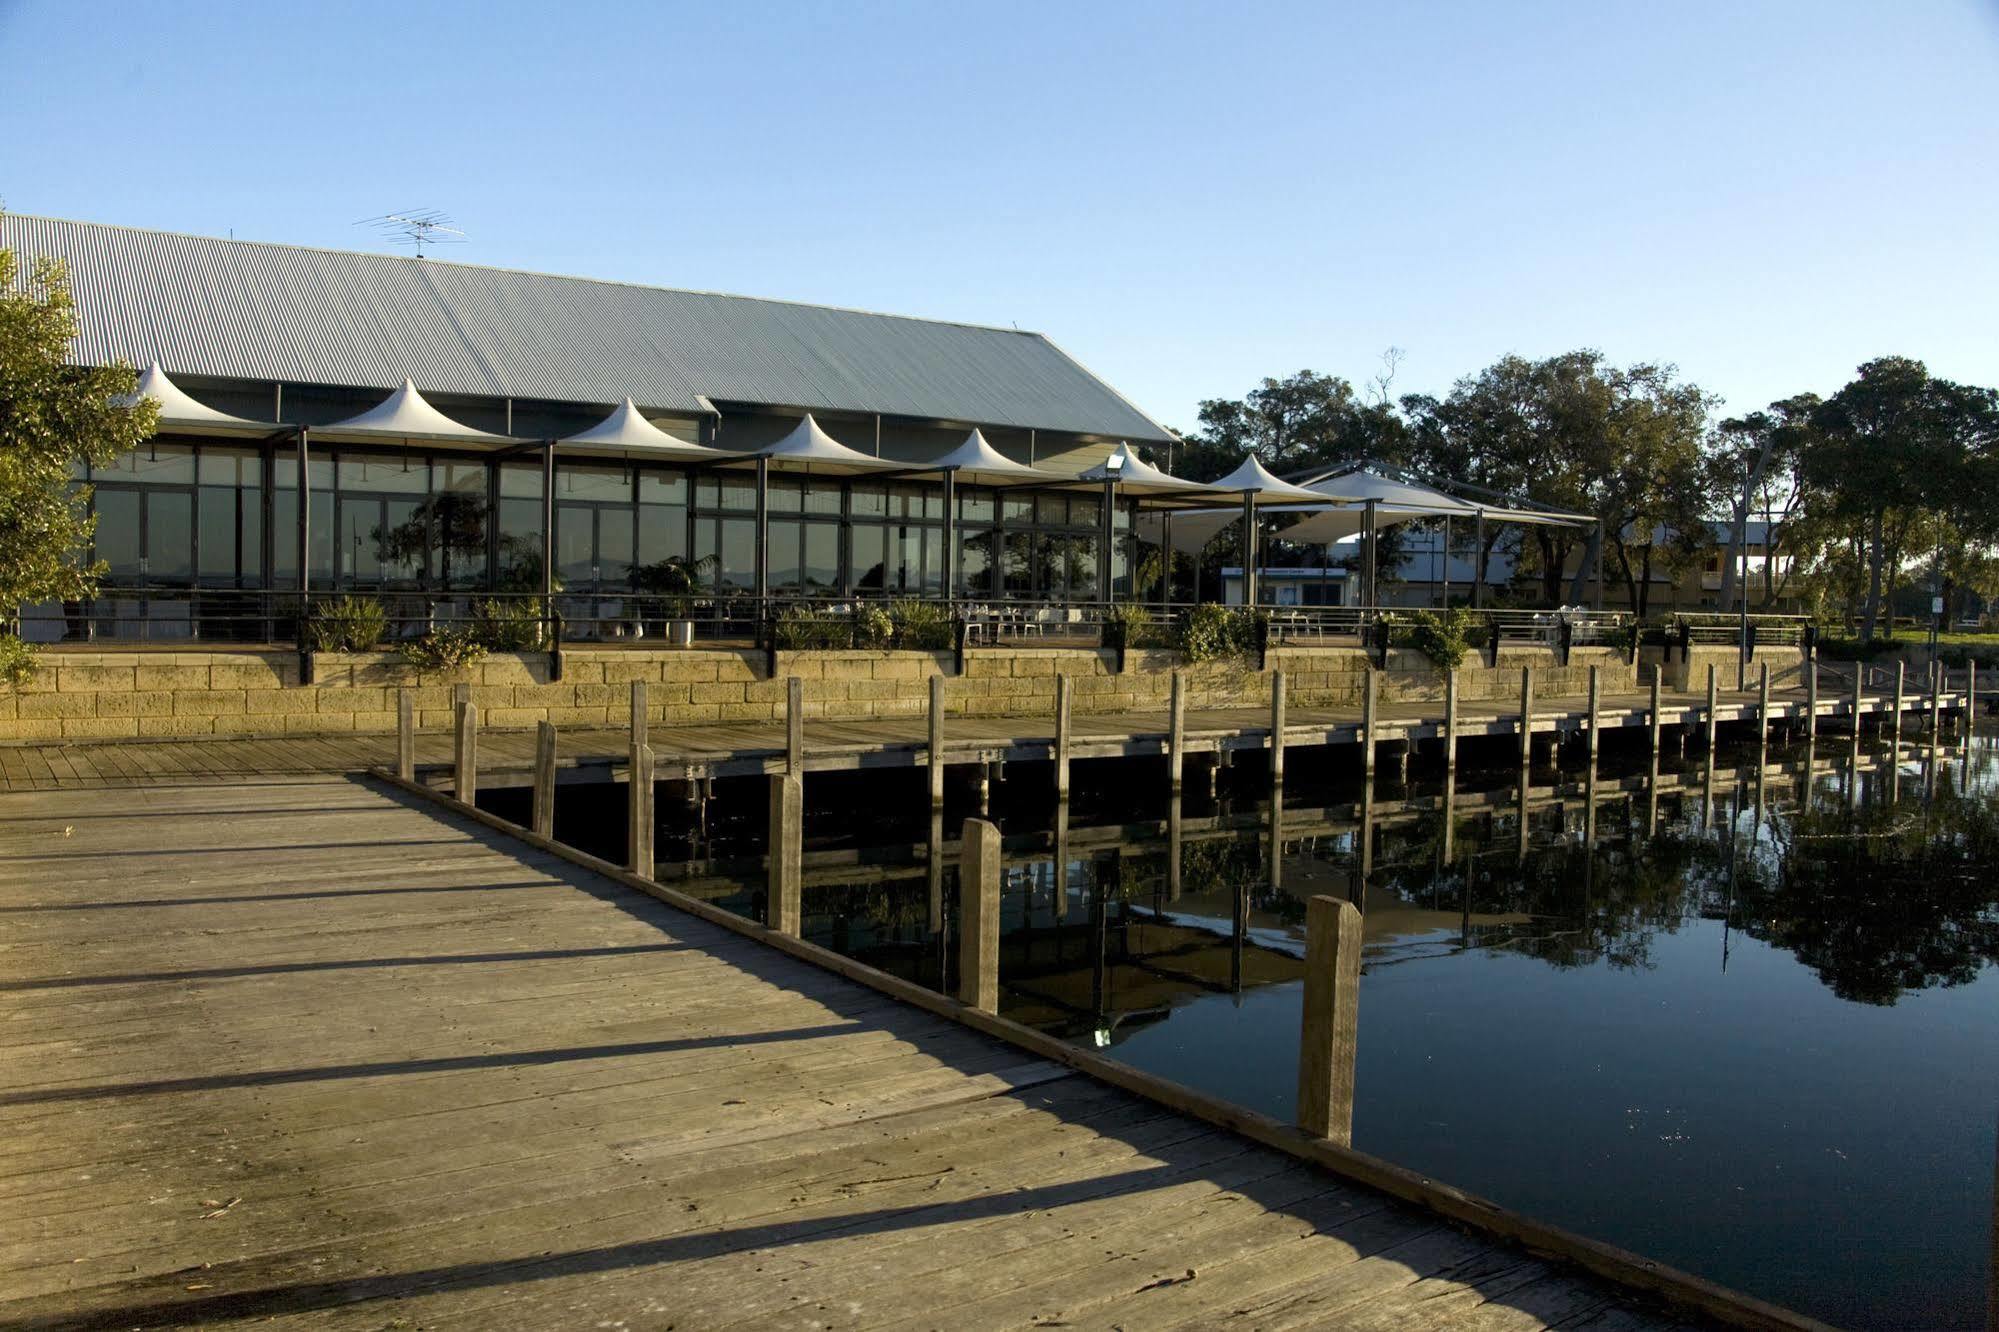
xmin=1 ymin=641 xmax=1679 ymax=742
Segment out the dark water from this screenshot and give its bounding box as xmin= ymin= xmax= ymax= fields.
xmin=518 ymin=720 xmax=1999 ymax=1329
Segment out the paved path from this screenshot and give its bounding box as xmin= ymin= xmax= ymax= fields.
xmin=0 ymin=775 xmax=1705 ymax=1329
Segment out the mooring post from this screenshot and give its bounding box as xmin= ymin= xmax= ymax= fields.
xmin=1649 ymin=666 xmax=1663 ymax=754
xmin=959 ymin=816 xmax=1001 ymax=1013
xmin=396 ymin=688 xmax=415 ymax=781
xmin=1362 ymin=667 xmax=1378 ymax=782
xmin=628 ymin=679 xmax=649 ymax=865
xmin=1166 ymin=788 xmax=1184 ymax=901
xmin=1586 ymin=664 xmax=1601 ymax=779
xmin=1851 ymin=663 xmax=1864 ymax=739
xmin=531 ymin=720 xmax=556 ymax=838
xmin=1517 ymin=665 xmax=1533 ymax=770
xmin=768 ymin=770 xmax=802 ymax=933
xmin=1931 ymin=662 xmax=1943 ymax=739
xmin=1706 ymin=664 xmax=1719 ymax=754
xmin=786 ymin=675 xmax=804 ymax=775
xmin=1297 ymin=894 xmax=1362 ymax=1146
xmin=1054 ymin=673 xmax=1073 ymax=801
xmin=1443 ymin=668 xmax=1458 ymax=774
xmin=453 ymin=698 xmax=478 ymax=804
xmin=1969 ymin=659 xmax=1978 ymax=734
xmin=928 ymin=673 xmax=947 ymax=808
xmin=629 ymin=744 xmax=655 ymax=879
xmin=1894 ymin=660 xmax=1906 ymax=748
xmin=1168 ymin=669 xmax=1187 ymax=792
xmin=1270 ymin=670 xmax=1288 ymax=785
xmin=1759 ymin=660 xmax=1772 ymax=767
xmin=1806 ymin=651 xmax=1818 ymax=742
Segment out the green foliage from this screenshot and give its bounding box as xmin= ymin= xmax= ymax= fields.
xmin=887 ymin=599 xmax=952 ymax=650
xmin=472 ymin=597 xmax=548 ymax=651
xmin=0 ymin=634 xmax=38 ymax=688
xmin=398 ymin=625 xmax=488 ymax=673
xmin=306 ymin=595 xmax=387 ymax=652
xmin=631 ymin=554 xmax=716 ymax=618
xmin=1178 ymin=604 xmax=1264 ymax=662
xmin=853 ymin=604 xmax=893 ymax=648
xmin=1389 ymin=607 xmax=1480 ymax=671
xmin=0 ymin=240 xmax=158 ymax=611
xmin=773 ymin=606 xmax=850 ymax=650
xmin=1106 ymin=603 xmax=1167 ymax=650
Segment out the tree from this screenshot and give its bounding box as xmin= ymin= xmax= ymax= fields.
xmin=0 ymin=243 xmax=155 ymax=677
xmin=1180 ymin=367 xmax=1412 ymax=481
xmin=1708 ymin=394 xmax=1818 ymax=611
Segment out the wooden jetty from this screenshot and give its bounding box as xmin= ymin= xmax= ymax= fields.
xmin=0 ymin=765 xmax=1832 ymax=1328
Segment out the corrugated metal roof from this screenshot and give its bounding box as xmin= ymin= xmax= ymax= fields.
xmin=2 ymin=214 xmax=1174 ymax=442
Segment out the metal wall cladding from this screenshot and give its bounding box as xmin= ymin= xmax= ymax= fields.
xmin=2 ymin=214 xmax=1172 ymax=442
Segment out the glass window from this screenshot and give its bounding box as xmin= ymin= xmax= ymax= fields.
xmin=96 ymin=443 xmax=195 ymax=485
xmin=803 ymin=523 xmax=839 ymax=592
xmin=437 ymin=460 xmax=488 ymax=495
xmin=717 ymin=518 xmax=755 ymax=588
xmin=499 ymin=460 xmax=545 ymax=499
xmin=146 ymin=491 xmax=193 ymax=580
xmin=802 ymin=479 xmax=842 ymax=516
xmin=598 ymin=507 xmax=634 ymax=588
xmin=382 ymin=497 xmax=426 ymax=586
xmin=851 ymin=485 xmax=886 ymax=518
xmin=957 ymin=530 xmax=994 ymax=596
xmin=718 ymin=475 xmax=757 ymax=512
xmin=960 ymin=488 xmax=994 ymax=523
xmin=339 ymin=454 xmax=429 ymax=494
xmin=556 ymin=504 xmax=596 ymax=586
xmin=427 ymin=490 xmax=490 ymax=590
xmin=1002 ymin=531 xmax=1033 ymax=596
xmin=197 ymin=447 xmax=259 ymax=487
xmin=272 ymin=456 xmax=335 ymax=490
xmin=496 ymin=497 xmax=544 ymax=590
xmin=558 ymin=462 xmax=632 ymax=503
xmin=94 ymin=490 xmax=142 ymax=577
xmin=638 ymin=470 xmax=686 ymax=504
xmin=637 ymin=499 xmax=687 ymax=569
xmin=341 ymin=498 xmax=384 ymax=583
xmin=919 ymin=528 xmax=943 ymax=593
xmin=768 ymin=478 xmax=803 ymax=514
xmin=768 ymin=520 xmax=803 ymax=593
xmin=852 ymin=523 xmax=888 ymax=590
xmin=1002 ymin=494 xmax=1034 ymax=525
xmin=1069 ymin=495 xmax=1101 ymax=528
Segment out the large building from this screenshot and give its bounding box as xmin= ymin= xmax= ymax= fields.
xmin=5 ymin=214 xmax=1178 ymax=640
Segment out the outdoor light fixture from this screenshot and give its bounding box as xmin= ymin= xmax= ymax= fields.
xmin=1104 ymin=454 xmax=1125 ymax=473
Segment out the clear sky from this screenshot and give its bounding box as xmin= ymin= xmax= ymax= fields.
xmin=3 ymin=0 xmax=1995 ymax=433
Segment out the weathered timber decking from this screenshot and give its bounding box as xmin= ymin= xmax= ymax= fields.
xmin=0 ymin=774 xmax=1723 ymax=1329
xmin=0 ymin=685 xmax=1964 ymax=791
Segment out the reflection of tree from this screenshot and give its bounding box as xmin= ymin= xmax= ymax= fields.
xmin=375 ymin=493 xmax=488 ymax=587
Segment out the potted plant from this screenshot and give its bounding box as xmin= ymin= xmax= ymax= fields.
xmin=631 ymin=554 xmax=716 ymax=647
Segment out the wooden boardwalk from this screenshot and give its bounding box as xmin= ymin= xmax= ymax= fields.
xmin=0 ymin=774 xmax=1734 ymax=1329
xmin=0 ymin=682 xmax=1962 ymax=792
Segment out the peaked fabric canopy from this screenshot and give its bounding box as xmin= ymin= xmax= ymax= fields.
xmin=1133 ymin=454 xmax=1358 ymax=553
xmin=1077 ymin=442 xmax=1219 ymax=504
xmin=560 ymin=398 xmax=735 ymax=460
xmin=928 ymin=428 xmax=1053 ymax=485
xmin=746 ymin=413 xmax=904 ymax=474
xmin=317 ymin=379 xmax=516 ymax=445
xmin=1208 ymin=454 xmax=1337 ymax=503
xmin=116 ymin=362 xmax=276 ymax=436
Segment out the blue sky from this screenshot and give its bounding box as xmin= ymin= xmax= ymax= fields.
xmin=3 ymin=0 xmax=1995 ymax=432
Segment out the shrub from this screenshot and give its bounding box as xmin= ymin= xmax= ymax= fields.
xmin=0 ymin=634 xmax=37 ymax=688
xmin=853 ymin=604 xmax=894 ymax=649
xmin=773 ymin=606 xmax=849 ymax=650
xmin=305 ymin=595 xmax=387 ymax=652
xmin=472 ymin=597 xmax=549 ymax=651
xmin=888 ymin=599 xmax=953 ymax=651
xmin=1393 ymin=607 xmax=1478 ymax=671
xmin=399 ymin=625 xmax=488 ymax=673
xmin=1107 ymin=603 xmax=1166 ymax=650
xmin=1179 ymin=604 xmax=1263 ymax=663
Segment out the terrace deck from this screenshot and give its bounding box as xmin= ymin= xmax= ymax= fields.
xmin=0 ymin=774 xmax=1730 ymax=1329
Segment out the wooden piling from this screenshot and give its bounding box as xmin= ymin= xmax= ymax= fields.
xmin=1970 ymin=659 xmax=1979 ymax=734
xmin=1442 ymin=668 xmax=1457 ymax=773
xmin=1586 ymin=664 xmax=1601 ymax=779
xmin=1362 ymin=667 xmax=1378 ymax=782
xmin=1806 ymin=652 xmax=1818 ymax=742
xmin=1759 ymin=660 xmax=1771 ymax=759
xmin=1931 ymin=665 xmax=1943 ymax=739
xmin=1270 ymin=670 xmax=1288 ymax=785
xmin=1517 ymin=666 xmax=1533 ymax=769
xmin=531 ymin=720 xmax=556 ymax=838
xmin=1054 ymin=674 xmax=1073 ymax=800
xmin=1648 ymin=667 xmax=1662 ymax=754
xmin=453 ymin=699 xmax=478 ymax=804
xmin=768 ymin=771 xmax=802 ymax=933
xmin=1168 ymin=670 xmax=1186 ymax=791
xmin=1297 ymin=894 xmax=1362 ymax=1146
xmin=628 ymin=680 xmax=648 ymax=864
xmin=928 ymin=674 xmax=947 ymax=808
xmin=396 ymin=689 xmax=415 ymax=781
xmin=1852 ymin=664 xmax=1864 ymax=740
xmin=1894 ymin=660 xmax=1905 ymax=747
xmin=629 ymin=744 xmax=655 ymax=879
xmin=1705 ymin=664 xmax=1719 ymax=754
xmin=959 ymin=816 xmax=1001 ymax=1013
xmin=787 ymin=675 xmax=804 ymax=775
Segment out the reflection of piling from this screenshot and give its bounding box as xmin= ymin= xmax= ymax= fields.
xmin=926 ymin=809 xmax=944 ymax=936
xmin=396 ymin=688 xmax=415 ymax=781
xmin=454 ymin=698 xmax=478 ymax=804
xmin=1054 ymin=674 xmax=1072 ymax=801
xmin=1363 ymin=668 xmax=1379 ymax=782
xmin=627 ymin=680 xmax=648 ymax=858
xmin=928 ymin=674 xmax=946 ymax=808
xmin=531 ymin=720 xmax=556 ymax=838
xmin=1168 ymin=670 xmax=1186 ymax=792
xmin=1166 ymin=789 xmax=1184 ymax=902
xmin=1706 ymin=664 xmax=1719 ymax=755
xmin=767 ymin=770 xmax=802 ymax=932
xmin=1758 ymin=661 xmax=1771 ymax=767
xmin=1894 ymin=660 xmax=1906 ymax=749
xmin=1297 ymin=894 xmax=1362 ymax=1146
xmin=1443 ymin=667 xmax=1458 ymax=773
xmin=786 ymin=676 xmax=803 ymax=775
xmin=1586 ymin=665 xmax=1602 ymax=778
xmin=959 ymin=817 xmax=1001 ymax=1013
xmin=1649 ymin=666 xmax=1662 ymax=755
xmin=1053 ymin=797 xmax=1071 ymax=923
xmin=629 ymin=744 xmax=655 ymax=879
xmin=1806 ymin=652 xmax=1818 ymax=742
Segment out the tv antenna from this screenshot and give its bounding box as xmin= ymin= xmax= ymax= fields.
xmin=354 ymin=209 xmax=465 ymax=258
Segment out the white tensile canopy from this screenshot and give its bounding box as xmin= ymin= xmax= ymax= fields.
xmin=744 ymin=413 xmax=905 ymax=475
xmin=116 ymin=362 xmax=276 ymax=437
xmin=1133 ymin=454 xmax=1351 ymax=554
xmin=1076 ymin=442 xmax=1222 ymax=505
xmin=316 ymin=379 xmax=518 ymax=445
xmin=561 ymin=398 xmax=737 ymax=461
xmin=928 ymin=428 xmax=1057 ymax=486
xmin=1275 ymin=466 xmax=1484 ymax=545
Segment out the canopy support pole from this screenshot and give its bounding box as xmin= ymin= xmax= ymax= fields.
xmin=1593 ymin=518 xmax=1604 ymax=610
xmin=1160 ymin=511 xmax=1174 ymax=607
xmin=1473 ymin=510 xmax=1486 ymax=609
xmin=941 ymin=468 xmax=957 ymax=599
xmin=1101 ymin=478 xmax=1116 ymax=605
xmin=1441 ymin=515 xmax=1451 ymax=607
xmin=1240 ymin=490 xmax=1257 ymax=608
xmin=294 ymin=426 xmax=311 ymax=603
xmin=540 ymin=440 xmax=555 ymax=606
xmin=753 ymin=456 xmax=770 ymax=606
xmin=1363 ymin=499 xmax=1378 ymax=608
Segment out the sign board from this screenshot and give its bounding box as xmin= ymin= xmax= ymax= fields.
xmin=1932 ymin=596 xmax=1946 ymax=616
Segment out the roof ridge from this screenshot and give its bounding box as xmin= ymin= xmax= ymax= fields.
xmin=2 ymin=212 xmax=1051 ymax=341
